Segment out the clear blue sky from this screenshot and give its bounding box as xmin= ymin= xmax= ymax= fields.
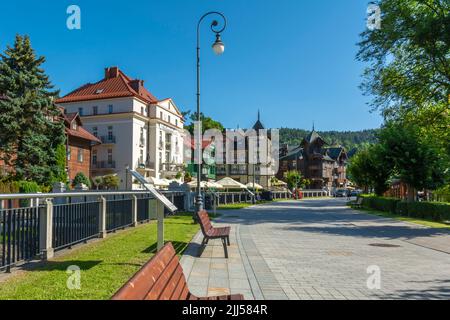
xmin=0 ymin=0 xmax=382 ymax=131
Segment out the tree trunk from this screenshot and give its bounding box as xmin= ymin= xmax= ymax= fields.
xmin=407 ymin=185 xmax=415 ymax=202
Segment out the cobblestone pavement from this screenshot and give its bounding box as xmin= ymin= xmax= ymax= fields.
xmin=180 ymin=199 xmax=450 ymax=300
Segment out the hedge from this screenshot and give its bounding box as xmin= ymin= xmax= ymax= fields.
xmin=360 ymin=195 xmax=400 ymax=213
xmin=357 ymin=195 xmax=450 ymax=222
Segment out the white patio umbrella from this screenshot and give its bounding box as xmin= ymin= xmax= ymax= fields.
xmin=216 ymin=177 xmax=247 ymax=190
xmin=148 ymin=177 xmax=170 ymax=187
xmin=246 ymin=182 xmax=264 ymax=190
xmin=187 ymin=180 xmax=222 ymax=189
xmin=272 ymin=180 xmax=288 ymax=187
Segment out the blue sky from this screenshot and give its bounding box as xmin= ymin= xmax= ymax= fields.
xmin=0 ymin=0 xmax=382 ymax=131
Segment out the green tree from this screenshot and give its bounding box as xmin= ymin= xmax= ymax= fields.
xmin=102 ymin=175 xmax=120 ymax=190
xmin=357 ymin=0 xmax=449 ymax=120
xmin=347 ymin=144 xmax=392 ymax=195
xmin=378 ymin=122 xmax=447 ymax=201
xmin=284 ymin=170 xmax=308 ymax=190
xmin=53 ymin=144 xmax=68 ymax=184
xmin=72 ymin=172 xmax=91 ymax=188
xmin=184 ymin=111 xmax=224 ymax=134
xmin=0 ymin=35 xmax=65 ymax=186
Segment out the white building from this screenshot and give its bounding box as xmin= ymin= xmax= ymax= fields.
xmin=56 ymin=67 xmax=184 ymax=189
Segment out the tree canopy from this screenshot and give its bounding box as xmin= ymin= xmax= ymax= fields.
xmin=0 ymin=35 xmax=65 ymax=186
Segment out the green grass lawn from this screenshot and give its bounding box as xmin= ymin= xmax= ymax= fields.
xmin=349 ymin=205 xmax=450 ymax=230
xmin=0 ymin=213 xmax=199 ymax=300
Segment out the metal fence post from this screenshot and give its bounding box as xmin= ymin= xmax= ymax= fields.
xmin=156 ymin=201 xmax=164 ymax=251
xmin=132 ymin=195 xmax=138 ymax=227
xmin=39 ymin=198 xmax=54 ymax=260
xmin=98 ymin=196 xmax=107 ymax=238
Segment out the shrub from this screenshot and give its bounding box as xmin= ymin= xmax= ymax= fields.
xmin=401 ymin=201 xmax=450 ymax=222
xmin=358 ymin=195 xmax=450 ymax=222
xmin=360 ymin=195 xmax=400 ymax=213
xmin=72 ymin=172 xmax=91 ymax=188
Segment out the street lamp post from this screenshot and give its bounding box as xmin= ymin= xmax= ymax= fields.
xmin=195 ymin=12 xmax=227 ymax=217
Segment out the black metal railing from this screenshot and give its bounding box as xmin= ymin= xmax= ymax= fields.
xmin=0 ymin=207 xmax=40 ymax=272
xmin=137 ymin=197 xmax=150 ymax=222
xmin=53 ymin=201 xmax=100 ymax=250
xmin=106 ymin=198 xmax=133 ymax=232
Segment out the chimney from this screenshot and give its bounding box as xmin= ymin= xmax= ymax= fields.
xmin=105 ymin=67 xmax=119 ymax=79
xmin=129 ymin=79 xmax=144 ymax=94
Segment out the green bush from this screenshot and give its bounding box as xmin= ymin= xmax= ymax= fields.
xmin=358 ymin=195 xmax=450 ymax=222
xmin=401 ymin=201 xmax=450 ymax=222
xmin=360 ymin=195 xmax=400 ymax=213
xmin=72 ymin=172 xmax=91 ymax=188
xmin=395 ymin=201 xmax=408 ymax=216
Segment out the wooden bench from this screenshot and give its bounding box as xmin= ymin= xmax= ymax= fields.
xmin=353 ymin=197 xmax=363 ymax=208
xmin=112 ymin=242 xmax=244 ymax=300
xmin=198 ymin=210 xmax=231 ymax=258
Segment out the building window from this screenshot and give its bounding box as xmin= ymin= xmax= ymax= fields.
xmin=175 ymin=119 xmax=178 ymax=126
xmin=108 ymin=105 xmax=113 ymax=114
xmin=72 ymin=122 xmax=77 ymax=130
xmin=141 ymin=106 xmax=144 ymax=115
xmin=93 ymin=106 xmax=98 ymax=115
xmin=107 ymin=149 xmax=113 ymax=164
xmin=77 ymin=148 xmax=83 ymax=163
xmin=140 ymin=149 xmax=144 ymax=164
xmin=78 ymin=108 xmax=83 ymax=116
xmin=92 ymin=150 xmax=97 ymax=165
xmin=92 ymin=127 xmax=98 ymax=137
xmin=67 ymin=147 xmax=71 ymax=161
xmin=108 ymin=126 xmax=113 ymax=141
xmin=168 ymin=115 xmax=171 ymax=123
xmin=160 ymin=111 xmax=163 ymax=119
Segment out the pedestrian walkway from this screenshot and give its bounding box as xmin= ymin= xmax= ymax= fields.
xmin=180 ymin=199 xmax=450 ymax=300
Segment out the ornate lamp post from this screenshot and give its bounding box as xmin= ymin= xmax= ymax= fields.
xmin=195 ymin=12 xmax=227 ymax=215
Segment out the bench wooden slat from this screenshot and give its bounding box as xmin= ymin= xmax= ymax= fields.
xmin=112 ymin=243 xmax=244 ymax=301
xmin=198 ymin=210 xmax=231 ymax=258
xmin=145 ymin=255 xmax=180 ymax=300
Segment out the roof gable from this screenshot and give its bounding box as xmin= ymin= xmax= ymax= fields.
xmin=56 ymin=67 xmax=158 ymax=104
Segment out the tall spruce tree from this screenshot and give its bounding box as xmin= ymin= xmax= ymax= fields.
xmin=0 ymin=35 xmax=65 ymax=186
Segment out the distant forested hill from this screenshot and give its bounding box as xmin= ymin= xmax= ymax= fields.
xmin=279 ymin=128 xmax=380 ymax=151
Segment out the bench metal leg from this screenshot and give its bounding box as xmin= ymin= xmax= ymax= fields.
xmin=221 ymin=238 xmax=229 ymax=259
xmin=201 ymin=237 xmax=209 ymax=246
xmin=226 ymin=236 xmax=230 ymax=246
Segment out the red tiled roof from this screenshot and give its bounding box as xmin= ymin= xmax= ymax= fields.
xmin=61 ymin=110 xmax=101 ymax=144
xmin=55 ymin=67 xmax=158 ymax=104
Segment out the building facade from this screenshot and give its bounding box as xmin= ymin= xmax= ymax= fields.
xmin=215 ymin=113 xmax=277 ymax=189
xmin=278 ymin=128 xmax=348 ymax=190
xmin=56 ymin=67 xmax=184 ymax=189
xmin=62 ymin=111 xmax=101 ymax=183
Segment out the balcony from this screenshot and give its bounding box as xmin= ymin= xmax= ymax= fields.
xmin=92 ymin=161 xmax=116 ymax=170
xmin=161 ymin=163 xmax=183 ymax=175
xmin=100 ymin=136 xmax=116 ymax=144
xmin=230 ymin=165 xmax=247 ymax=175
xmin=137 ymin=160 xmax=155 ymax=172
xmin=216 ymin=165 xmax=227 ymax=175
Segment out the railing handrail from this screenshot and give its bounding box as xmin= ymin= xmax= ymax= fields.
xmin=0 ymin=190 xmax=161 ymax=200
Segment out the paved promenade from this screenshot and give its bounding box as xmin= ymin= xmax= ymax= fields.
xmin=180 ymin=199 xmax=450 ymax=300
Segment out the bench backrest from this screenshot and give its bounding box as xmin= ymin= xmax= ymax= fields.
xmin=198 ymin=210 xmax=213 ymax=235
xmin=111 ymin=243 xmax=190 ymax=300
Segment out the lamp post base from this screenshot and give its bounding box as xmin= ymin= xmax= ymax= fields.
xmin=194 ymin=194 xmax=203 ymax=223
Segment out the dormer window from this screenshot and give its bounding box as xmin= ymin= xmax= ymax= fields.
xmin=72 ymin=122 xmax=78 ymax=130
